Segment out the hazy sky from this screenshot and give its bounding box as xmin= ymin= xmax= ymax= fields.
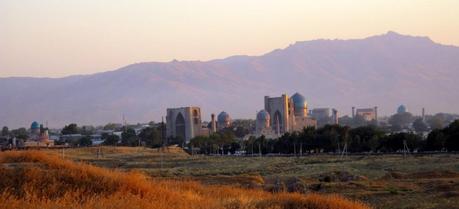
xmin=1 ymin=0 xmax=458 ymax=78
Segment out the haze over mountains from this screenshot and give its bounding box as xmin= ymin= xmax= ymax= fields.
xmin=1 ymin=31 xmax=459 ymax=128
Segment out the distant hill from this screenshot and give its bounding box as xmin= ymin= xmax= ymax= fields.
xmin=1 ymin=31 xmax=459 ymax=128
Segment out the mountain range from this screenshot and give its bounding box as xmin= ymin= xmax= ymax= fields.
xmin=1 ymin=31 xmax=459 ymax=128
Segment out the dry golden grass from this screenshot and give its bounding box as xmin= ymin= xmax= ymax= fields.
xmin=0 ymin=150 xmax=370 ymax=209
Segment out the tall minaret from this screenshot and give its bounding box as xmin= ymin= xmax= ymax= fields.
xmin=210 ymin=113 xmax=217 ymax=133
xmin=352 ymin=107 xmax=355 ymax=119
xmin=374 ymin=106 xmax=378 ymax=125
xmin=422 ymin=108 xmax=426 ymax=122
xmin=332 ymin=109 xmax=339 ymax=124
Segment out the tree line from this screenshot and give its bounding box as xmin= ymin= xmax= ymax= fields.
xmin=189 ymin=120 xmax=459 ymax=155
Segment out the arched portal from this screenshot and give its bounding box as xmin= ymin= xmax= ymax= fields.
xmin=273 ymin=110 xmax=283 ymax=135
xmin=175 ymin=113 xmax=186 ymax=142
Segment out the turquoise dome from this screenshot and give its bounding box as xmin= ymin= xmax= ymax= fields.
xmin=31 ymin=121 xmax=40 ymax=130
xmin=291 ymin=92 xmax=307 ymax=116
xmin=397 ymin=105 xmax=407 ymax=114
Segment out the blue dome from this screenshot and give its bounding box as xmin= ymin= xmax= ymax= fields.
xmin=291 ymin=93 xmax=306 ymax=108
xmin=257 ymin=110 xmax=270 ymax=121
xmin=397 ymin=105 xmax=407 ymax=114
xmin=31 ymin=121 xmax=40 ymax=130
xmin=291 ymin=93 xmax=307 ymax=116
xmin=217 ymin=111 xmax=231 ymax=123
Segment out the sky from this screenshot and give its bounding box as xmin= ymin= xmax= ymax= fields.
xmin=1 ymin=0 xmax=458 ymax=78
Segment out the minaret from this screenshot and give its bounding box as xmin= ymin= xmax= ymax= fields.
xmin=332 ymin=109 xmax=339 ymax=124
xmin=352 ymin=107 xmax=355 ymax=119
xmin=374 ymin=106 xmax=378 ymax=125
xmin=422 ymin=108 xmax=425 ymax=122
xmin=210 ymin=113 xmax=217 ymax=133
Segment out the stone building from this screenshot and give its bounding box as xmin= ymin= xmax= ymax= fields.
xmin=166 ymin=107 xmax=203 ymax=144
xmin=310 ymin=108 xmax=339 ymax=126
xmin=254 ymin=110 xmax=277 ymax=139
xmin=262 ymin=93 xmax=316 ymax=136
xmin=25 ymin=121 xmax=53 ymax=147
xmin=217 ymin=111 xmax=232 ymax=130
xmin=355 ymin=107 xmax=378 ymax=121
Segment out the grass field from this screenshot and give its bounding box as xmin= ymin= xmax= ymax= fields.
xmin=0 ymin=150 xmax=368 ymax=209
xmin=45 ymin=146 xmax=459 ymax=209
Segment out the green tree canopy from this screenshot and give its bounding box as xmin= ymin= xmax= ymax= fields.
xmin=11 ymin=128 xmax=28 ymax=140
xmin=412 ymin=118 xmax=429 ymax=132
xmin=1 ymin=126 xmax=9 ymax=137
xmin=389 ymin=112 xmax=414 ymax=131
xmin=121 ymin=128 xmax=139 ymax=146
xmin=102 ymin=134 xmax=120 ymax=146
xmin=78 ymin=136 xmax=92 ymax=146
xmin=427 ymin=114 xmax=447 ymax=130
xmin=61 ymin=124 xmax=80 ymax=135
xmin=139 ymin=127 xmax=162 ymax=147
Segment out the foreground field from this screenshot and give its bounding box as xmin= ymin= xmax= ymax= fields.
xmin=0 ymin=150 xmax=368 ymax=209
xmin=49 ymin=146 xmax=459 ymax=209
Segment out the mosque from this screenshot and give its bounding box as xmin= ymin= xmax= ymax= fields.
xmin=254 ymin=93 xmax=317 ymax=138
xmin=352 ymin=106 xmax=378 ymax=122
xmin=25 ymin=121 xmax=53 ymax=147
xmin=209 ymin=111 xmax=232 ymax=133
xmin=166 ymin=93 xmax=316 ymax=142
xmin=166 ymin=107 xmax=209 ymax=144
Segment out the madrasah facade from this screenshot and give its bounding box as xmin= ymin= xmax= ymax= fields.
xmin=254 ymin=93 xmax=317 ymax=139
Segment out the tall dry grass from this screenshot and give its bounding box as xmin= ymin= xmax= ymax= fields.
xmin=0 ymin=151 xmax=370 ymax=209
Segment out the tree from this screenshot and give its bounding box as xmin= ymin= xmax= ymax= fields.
xmin=444 ymin=120 xmax=459 ymax=151
xmin=102 ymin=134 xmax=120 ymax=146
xmin=337 ymin=116 xmax=353 ymax=127
xmin=389 ymin=112 xmax=414 ymax=131
xmin=427 ymin=114 xmax=447 ymax=130
xmin=61 ymin=124 xmax=80 ymax=135
xmin=103 ymin=123 xmax=122 ymax=131
xmin=349 ymin=125 xmax=384 ymax=152
xmin=1 ymin=126 xmax=9 ymax=137
xmin=380 ymin=133 xmax=423 ymax=152
xmin=412 ymin=118 xmax=429 ymax=133
xmin=139 ymin=127 xmax=162 ymax=147
xmin=425 ymin=129 xmax=445 ymax=151
xmin=79 ymin=136 xmax=92 ymax=146
xmin=233 ymin=126 xmax=250 ymax=138
xmin=190 ymin=136 xmax=212 ymax=154
xmin=298 ymin=127 xmax=316 ymax=152
xmin=352 ymin=115 xmax=368 ymax=128
xmin=80 ymin=126 xmax=95 ymax=136
xmin=121 ymin=128 xmax=139 ymax=146
xmin=11 ymin=128 xmax=28 ymax=140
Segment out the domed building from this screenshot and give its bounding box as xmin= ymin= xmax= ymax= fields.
xmin=252 ymin=110 xmax=277 ymax=139
xmin=291 ymin=92 xmax=308 ymax=117
xmin=263 ymin=93 xmax=317 ymax=136
xmin=26 ymin=121 xmax=53 ymax=147
xmin=217 ymin=111 xmax=232 ymax=130
xmin=256 ymin=110 xmax=270 ymax=132
xmin=397 ymin=105 xmax=407 ymax=114
xmin=30 ymin=121 xmax=40 ymax=136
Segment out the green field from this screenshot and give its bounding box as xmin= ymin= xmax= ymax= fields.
xmin=49 ymin=146 xmax=459 ymax=209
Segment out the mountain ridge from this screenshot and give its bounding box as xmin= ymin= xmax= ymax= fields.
xmin=1 ymin=31 xmax=458 ymax=128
